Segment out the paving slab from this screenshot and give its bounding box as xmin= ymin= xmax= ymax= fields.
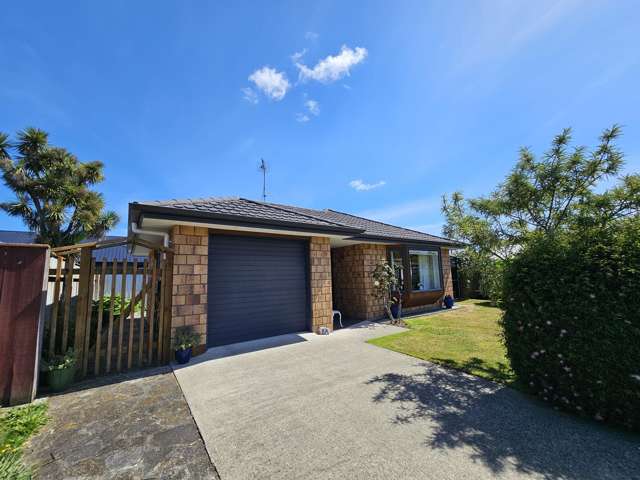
xmin=174 ymin=321 xmax=640 ymax=480
xmin=24 ymin=366 xmax=218 ymax=479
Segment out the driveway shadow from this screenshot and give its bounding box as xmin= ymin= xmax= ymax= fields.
xmin=431 ymin=356 xmax=516 ymax=384
xmin=367 ymin=362 xmax=639 ymax=480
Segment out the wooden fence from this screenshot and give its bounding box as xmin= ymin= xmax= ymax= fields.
xmin=0 ymin=244 xmax=49 ymax=405
xmin=45 ymin=238 xmax=173 ymax=379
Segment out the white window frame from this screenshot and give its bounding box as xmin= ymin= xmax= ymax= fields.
xmin=409 ymin=250 xmax=441 ymax=292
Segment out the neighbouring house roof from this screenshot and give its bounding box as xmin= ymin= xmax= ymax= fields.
xmin=0 ymin=230 xmax=145 ymax=262
xmin=130 ymin=197 xmax=461 ymax=247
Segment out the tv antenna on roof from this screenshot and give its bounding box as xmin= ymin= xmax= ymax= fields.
xmin=258 ymin=158 xmax=268 ymax=202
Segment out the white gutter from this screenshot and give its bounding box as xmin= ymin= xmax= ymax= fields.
xmin=131 ymin=222 xmax=169 ymax=248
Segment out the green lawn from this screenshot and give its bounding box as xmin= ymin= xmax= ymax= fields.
xmin=368 ymin=299 xmax=517 ymax=385
xmin=0 ymin=402 xmax=48 ymax=480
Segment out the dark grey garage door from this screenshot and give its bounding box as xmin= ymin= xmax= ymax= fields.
xmin=207 ymin=234 xmax=309 ymax=347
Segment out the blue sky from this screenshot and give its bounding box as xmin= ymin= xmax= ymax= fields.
xmin=1 ymin=1 xmax=639 ymax=236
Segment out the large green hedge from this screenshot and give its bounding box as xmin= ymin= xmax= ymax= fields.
xmin=502 ymin=219 xmax=640 ymax=430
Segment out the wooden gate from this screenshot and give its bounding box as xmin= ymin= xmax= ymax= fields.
xmin=45 ymin=238 xmax=173 ymax=379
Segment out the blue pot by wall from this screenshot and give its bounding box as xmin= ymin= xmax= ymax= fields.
xmin=175 ymin=347 xmax=193 ymax=364
xmin=390 ymin=303 xmax=401 ymax=318
xmin=444 ymin=295 xmax=454 ymax=309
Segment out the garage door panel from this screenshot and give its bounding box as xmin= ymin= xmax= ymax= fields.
xmin=207 ymin=235 xmax=309 ymax=347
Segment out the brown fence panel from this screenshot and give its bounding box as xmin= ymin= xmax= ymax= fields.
xmin=0 ymin=244 xmax=50 ymax=406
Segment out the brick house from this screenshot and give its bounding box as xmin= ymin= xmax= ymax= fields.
xmin=127 ymin=198 xmax=460 ymax=350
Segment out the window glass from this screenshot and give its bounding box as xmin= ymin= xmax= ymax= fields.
xmin=409 ymin=250 xmax=441 ymax=291
xmin=389 ymin=250 xmax=404 ymax=288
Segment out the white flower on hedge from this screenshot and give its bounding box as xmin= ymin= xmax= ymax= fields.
xmin=546 ymin=320 xmax=552 ymax=325
xmin=631 ymin=374 xmax=640 ymax=383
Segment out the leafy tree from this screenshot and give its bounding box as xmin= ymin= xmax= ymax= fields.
xmin=0 ymin=128 xmax=118 ymax=246
xmin=442 ymin=125 xmax=640 ymax=303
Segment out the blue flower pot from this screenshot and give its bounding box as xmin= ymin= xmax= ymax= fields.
xmin=444 ymin=295 xmax=454 ymax=309
xmin=390 ymin=303 xmax=401 ymax=318
xmin=175 ymin=347 xmax=192 ymax=365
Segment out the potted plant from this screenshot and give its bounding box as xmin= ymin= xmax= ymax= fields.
xmin=173 ymin=326 xmax=201 ymax=364
xmin=390 ymin=293 xmax=402 ymax=319
xmin=443 ymin=294 xmax=454 ymax=309
xmin=41 ymin=349 xmax=76 ymax=392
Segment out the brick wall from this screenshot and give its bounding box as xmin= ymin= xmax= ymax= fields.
xmin=170 ymin=225 xmax=208 ymax=348
xmin=331 ymin=243 xmax=387 ymax=321
xmin=441 ymin=248 xmax=454 ymax=298
xmin=309 ymin=237 xmax=333 ymax=333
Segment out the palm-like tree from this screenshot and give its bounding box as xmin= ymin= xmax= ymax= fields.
xmin=0 ymin=128 xmax=119 ymax=247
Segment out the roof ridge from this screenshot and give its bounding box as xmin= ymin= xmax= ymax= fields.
xmin=240 ymin=198 xmax=358 ymax=231
xmin=326 ymin=208 xmax=451 ymax=241
xmin=138 ymin=196 xmax=239 ymax=206
xmin=269 ymin=203 xmax=358 ymax=230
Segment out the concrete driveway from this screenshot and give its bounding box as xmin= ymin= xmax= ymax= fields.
xmin=173 ymin=322 xmax=639 ymax=480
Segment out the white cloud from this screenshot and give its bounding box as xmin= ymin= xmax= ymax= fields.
xmin=290 ymin=48 xmax=307 ymax=62
xmin=358 ymin=198 xmax=440 ymax=221
xmin=241 ymin=87 xmax=258 ymax=104
xmin=295 ymin=98 xmax=320 ymax=123
xmin=248 ymin=66 xmax=290 ymax=101
xmin=304 ymin=99 xmax=320 ymax=116
xmin=296 ymin=45 xmax=368 ymax=83
xmin=349 ymin=179 xmax=386 ymax=192
xmin=305 ymin=31 xmax=319 ymax=41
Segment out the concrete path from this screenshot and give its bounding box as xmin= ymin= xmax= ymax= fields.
xmin=24 ymin=367 xmax=218 ymax=479
xmin=174 ymin=322 xmax=640 ymax=480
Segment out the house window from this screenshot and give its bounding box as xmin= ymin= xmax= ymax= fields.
xmin=409 ymin=250 xmax=441 ymax=291
xmin=389 ymin=249 xmax=404 ymax=287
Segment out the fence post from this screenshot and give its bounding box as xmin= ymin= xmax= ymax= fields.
xmin=161 ymin=251 xmax=174 ymax=363
xmin=74 ymin=246 xmax=92 ymax=376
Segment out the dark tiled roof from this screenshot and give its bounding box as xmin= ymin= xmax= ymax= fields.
xmin=0 ymin=230 xmax=36 ymax=244
xmin=269 ymin=204 xmax=456 ymax=245
xmin=0 ymin=231 xmax=144 ymax=262
xmin=135 ymin=197 xmax=458 ymax=246
xmin=136 ymin=197 xmax=354 ymax=230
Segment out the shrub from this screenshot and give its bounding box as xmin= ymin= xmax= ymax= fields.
xmin=172 ymin=325 xmax=201 ymax=351
xmin=0 ymin=402 xmax=48 ymax=479
xmin=502 ymin=219 xmax=640 ymax=430
xmin=40 ymin=349 xmax=76 ymax=372
xmin=92 ymin=294 xmax=140 ymax=317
